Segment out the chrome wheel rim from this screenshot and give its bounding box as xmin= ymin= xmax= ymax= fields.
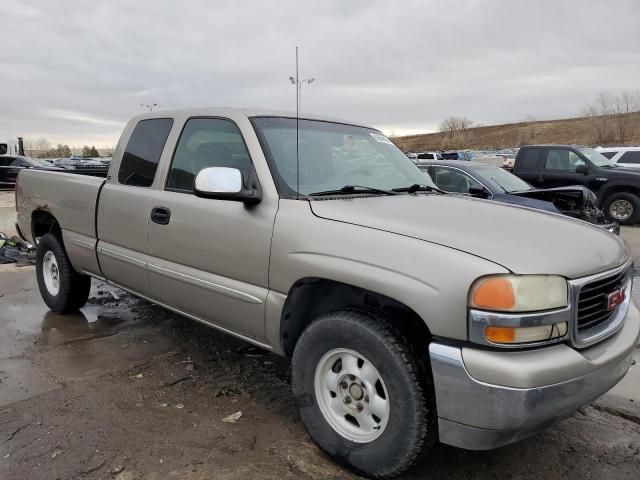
xmin=314 ymin=348 xmax=390 ymax=443
xmin=610 ymin=200 xmax=633 ymax=221
xmin=42 ymin=251 xmax=60 ymax=296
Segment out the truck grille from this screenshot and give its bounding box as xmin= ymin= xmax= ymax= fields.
xmin=577 ymin=268 xmax=629 ymax=331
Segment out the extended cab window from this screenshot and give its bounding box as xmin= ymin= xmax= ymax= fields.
xmin=166 ymin=118 xmax=252 ymax=192
xmin=544 ymin=149 xmax=585 ymax=171
xmin=118 ymin=118 xmax=173 ymax=187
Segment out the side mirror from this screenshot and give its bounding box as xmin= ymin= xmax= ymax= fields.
xmin=468 ymin=185 xmax=489 ymax=197
xmin=575 ymin=164 xmax=589 ymax=174
xmin=194 ymin=167 xmax=261 ymax=205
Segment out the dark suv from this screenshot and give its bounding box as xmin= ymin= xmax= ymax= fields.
xmin=512 ymin=144 xmax=640 ymax=224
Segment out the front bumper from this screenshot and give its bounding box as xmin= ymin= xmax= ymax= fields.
xmin=429 ymin=301 xmax=640 ymax=450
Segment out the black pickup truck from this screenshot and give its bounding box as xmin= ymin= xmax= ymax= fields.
xmin=512 ymin=145 xmax=640 ymax=224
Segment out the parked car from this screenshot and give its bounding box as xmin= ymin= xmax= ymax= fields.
xmin=411 ymin=151 xmax=442 ymax=162
xmin=15 ymin=109 xmax=638 ymax=478
xmin=512 ymin=144 xmax=640 ymax=224
xmin=441 ymin=150 xmax=472 ymax=161
xmin=417 ymin=160 xmax=618 ymax=233
xmin=53 ymin=157 xmax=110 ymax=176
xmin=0 ymin=155 xmax=63 ymax=188
xmin=596 ymin=147 xmax=640 ymax=168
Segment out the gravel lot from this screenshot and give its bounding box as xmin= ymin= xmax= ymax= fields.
xmin=0 ymin=232 xmax=639 ymax=479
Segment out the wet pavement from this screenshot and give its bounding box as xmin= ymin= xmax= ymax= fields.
xmin=0 ymin=263 xmax=639 ymax=479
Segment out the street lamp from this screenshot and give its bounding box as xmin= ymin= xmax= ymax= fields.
xmin=289 ymin=47 xmax=315 ymax=113
xmin=289 ymin=77 xmax=315 ymax=113
xmin=139 ymin=103 xmax=160 ymax=112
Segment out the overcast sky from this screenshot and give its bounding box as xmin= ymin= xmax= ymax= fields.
xmin=1 ymin=0 xmax=639 ymax=147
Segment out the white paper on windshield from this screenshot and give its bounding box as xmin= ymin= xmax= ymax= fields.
xmin=370 ymin=133 xmax=393 ymax=145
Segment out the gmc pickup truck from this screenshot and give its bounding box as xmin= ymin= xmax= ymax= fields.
xmin=513 ymin=144 xmax=640 ymax=225
xmin=15 ymin=109 xmax=639 ymax=478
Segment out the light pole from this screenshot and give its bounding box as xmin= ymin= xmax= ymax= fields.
xmin=139 ymin=103 xmax=160 ymax=112
xmin=289 ymin=47 xmax=315 ymax=113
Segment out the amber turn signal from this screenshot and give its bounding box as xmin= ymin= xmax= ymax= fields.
xmin=484 ymin=326 xmax=516 ymax=343
xmin=471 ymin=277 xmax=515 ymax=310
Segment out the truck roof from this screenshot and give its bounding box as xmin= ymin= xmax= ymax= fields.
xmin=129 ymin=107 xmax=376 ymax=130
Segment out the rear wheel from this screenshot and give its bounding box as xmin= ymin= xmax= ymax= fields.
xmin=292 ymin=309 xmax=435 ymax=478
xmin=36 ymin=233 xmax=91 ymax=313
xmin=603 ymin=192 xmax=640 ymax=225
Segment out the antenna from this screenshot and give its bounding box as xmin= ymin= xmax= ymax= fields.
xmin=295 ymin=46 xmax=300 ymax=200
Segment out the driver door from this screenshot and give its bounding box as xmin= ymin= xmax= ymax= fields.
xmin=540 ymin=148 xmax=594 ymax=189
xmin=146 ymin=117 xmax=277 ymax=342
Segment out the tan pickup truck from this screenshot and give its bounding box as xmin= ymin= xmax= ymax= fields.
xmin=15 ymin=108 xmax=639 ymax=478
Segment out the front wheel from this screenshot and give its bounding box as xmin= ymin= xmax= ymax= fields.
xmin=603 ymin=192 xmax=640 ymax=225
xmin=292 ymin=309 xmax=435 ymax=478
xmin=36 ymin=233 xmax=91 ymax=313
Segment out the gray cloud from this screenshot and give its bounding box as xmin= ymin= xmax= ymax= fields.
xmin=1 ymin=0 xmax=639 ymax=145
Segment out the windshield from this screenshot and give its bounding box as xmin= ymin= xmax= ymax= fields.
xmin=252 ymin=117 xmax=435 ymax=196
xmin=473 ymin=165 xmax=532 ymax=193
xmin=579 ymin=147 xmax=615 ymax=167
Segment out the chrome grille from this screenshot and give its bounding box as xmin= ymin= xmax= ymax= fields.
xmin=577 ymin=268 xmax=629 ymax=331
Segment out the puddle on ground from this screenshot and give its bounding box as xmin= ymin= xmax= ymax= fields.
xmin=0 ymin=268 xmax=146 ymax=358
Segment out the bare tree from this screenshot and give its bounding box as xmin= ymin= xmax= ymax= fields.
xmin=611 ymin=90 xmax=640 ymax=143
xmin=582 ymin=92 xmax=614 ymax=145
xmin=438 ymin=116 xmax=473 ymax=139
xmin=23 ymin=137 xmax=52 ymax=158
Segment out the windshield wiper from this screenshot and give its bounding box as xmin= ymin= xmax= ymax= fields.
xmin=308 ymin=185 xmax=400 ymax=197
xmin=392 ymin=184 xmax=447 ymax=194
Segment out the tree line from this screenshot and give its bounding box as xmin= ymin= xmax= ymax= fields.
xmin=23 ymin=138 xmax=108 ymax=158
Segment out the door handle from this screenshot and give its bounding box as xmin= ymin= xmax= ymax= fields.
xmin=537 ymin=174 xmax=545 ymax=183
xmin=150 ymin=206 xmax=171 ymax=225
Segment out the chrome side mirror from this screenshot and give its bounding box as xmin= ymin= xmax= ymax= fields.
xmin=194 ymin=167 xmax=261 ymax=205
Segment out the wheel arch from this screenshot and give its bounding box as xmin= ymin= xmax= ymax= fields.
xmin=279 ymin=277 xmax=431 ymax=357
xmin=598 ymin=184 xmax=640 ymax=206
xmin=31 ymin=209 xmax=62 ymax=243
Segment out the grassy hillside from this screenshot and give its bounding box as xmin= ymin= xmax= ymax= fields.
xmin=391 ymin=112 xmax=640 ymax=152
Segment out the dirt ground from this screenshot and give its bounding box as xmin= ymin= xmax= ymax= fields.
xmin=1 ymin=261 xmax=639 ymax=479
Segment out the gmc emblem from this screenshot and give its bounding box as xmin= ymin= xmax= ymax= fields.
xmin=607 ymin=286 xmax=627 ymax=311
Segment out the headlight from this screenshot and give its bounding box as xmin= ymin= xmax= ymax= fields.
xmin=469 ymin=275 xmax=568 ymax=312
xmin=468 ymin=274 xmax=570 ymax=347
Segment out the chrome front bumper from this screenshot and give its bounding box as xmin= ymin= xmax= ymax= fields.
xmin=429 ymin=302 xmax=640 ymax=450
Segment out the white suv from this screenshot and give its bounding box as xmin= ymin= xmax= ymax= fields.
xmin=596 ymin=147 xmax=640 ymax=168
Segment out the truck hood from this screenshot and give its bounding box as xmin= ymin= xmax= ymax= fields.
xmin=309 ymin=194 xmax=629 ymax=278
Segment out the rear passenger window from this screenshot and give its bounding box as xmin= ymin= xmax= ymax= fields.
xmin=518 ymin=148 xmax=540 ymax=170
xmin=118 ymin=118 xmax=173 ymax=187
xmin=619 ymin=151 xmax=640 ymax=164
xmin=601 ymin=151 xmax=618 ymax=159
xmin=166 ymin=118 xmax=253 ymax=192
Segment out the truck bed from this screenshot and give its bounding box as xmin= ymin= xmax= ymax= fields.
xmin=16 ymin=169 xmax=105 ymax=243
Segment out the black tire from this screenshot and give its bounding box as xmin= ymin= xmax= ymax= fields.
xmin=292 ymin=309 xmax=435 ymax=478
xmin=35 ymin=233 xmax=91 ymax=313
xmin=603 ymin=192 xmax=640 ymax=225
